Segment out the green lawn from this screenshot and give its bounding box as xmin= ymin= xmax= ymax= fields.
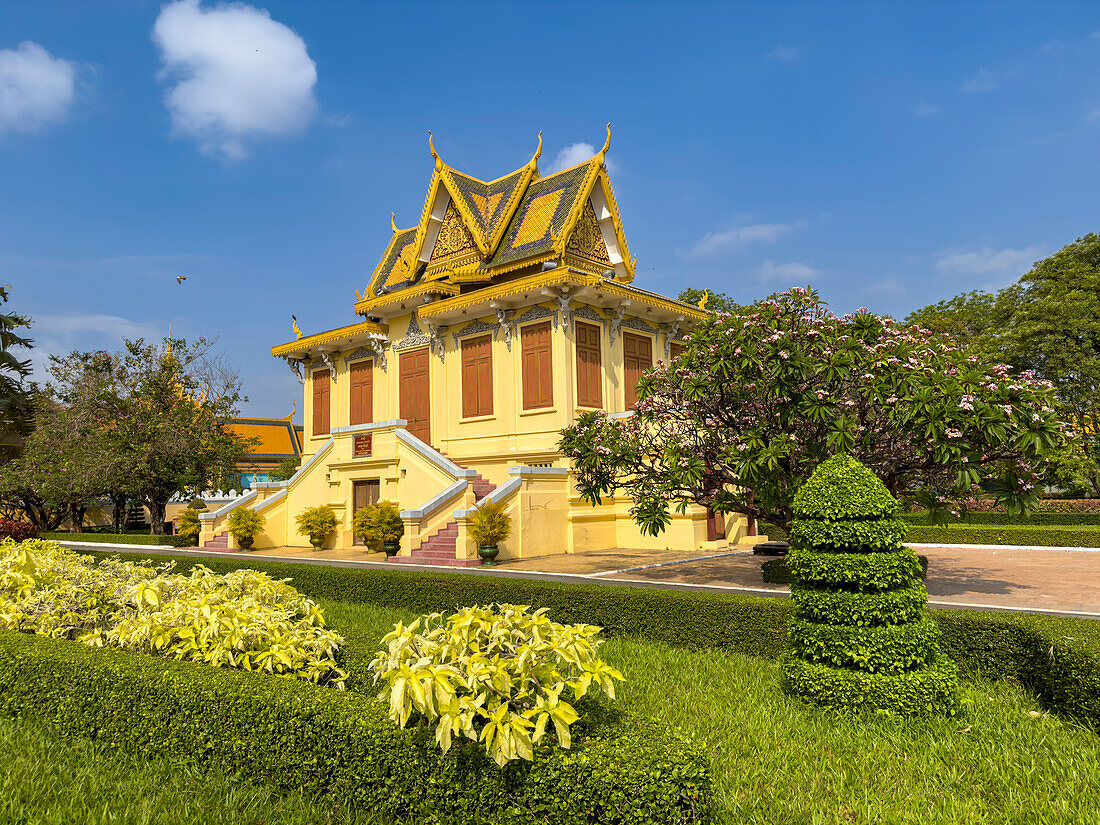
xmin=9 ymin=599 xmax=1100 ymax=824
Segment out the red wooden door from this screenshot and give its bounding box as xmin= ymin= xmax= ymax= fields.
xmin=623 ymin=332 xmax=652 ymax=409
xmin=352 ymin=479 xmax=380 ymax=545
xmin=706 ymin=508 xmax=726 ymax=541
xmin=399 ymin=348 xmax=431 ymax=444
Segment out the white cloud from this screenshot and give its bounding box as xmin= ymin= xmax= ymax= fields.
xmin=689 ymin=220 xmax=806 ymax=257
xmin=27 ymin=313 xmax=163 ymax=382
xmin=756 ymin=260 xmax=819 ymax=283
xmin=934 ymin=245 xmax=1043 ymax=284
xmin=153 ymin=0 xmax=317 ymax=159
xmin=0 ymin=41 xmax=77 ymax=135
xmin=866 ymin=278 xmax=905 ymax=296
xmin=767 ymin=45 xmax=803 ymax=62
xmin=914 ymin=103 xmax=943 ymax=118
xmin=961 ymin=68 xmax=1003 ymax=94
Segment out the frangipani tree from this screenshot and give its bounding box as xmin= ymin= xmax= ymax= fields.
xmin=561 ymin=287 xmax=1066 ymax=533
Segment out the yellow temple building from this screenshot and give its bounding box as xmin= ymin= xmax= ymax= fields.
xmin=199 ymin=129 xmax=755 ymax=564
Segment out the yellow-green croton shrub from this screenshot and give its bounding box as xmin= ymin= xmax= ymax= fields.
xmin=0 ymin=538 xmax=346 ymax=688
xmin=369 ymin=603 xmax=624 ymax=766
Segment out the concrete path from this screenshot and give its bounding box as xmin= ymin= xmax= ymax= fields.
xmin=58 ymin=540 xmax=1100 ymax=619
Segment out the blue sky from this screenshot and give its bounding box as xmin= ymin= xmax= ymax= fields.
xmin=3 ymin=1 xmax=1100 ymax=416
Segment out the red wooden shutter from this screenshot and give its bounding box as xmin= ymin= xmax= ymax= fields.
xmin=311 ymin=369 xmax=330 ymax=435
xmin=461 ymin=335 xmax=493 ymax=417
xmin=399 ymin=349 xmax=431 ymax=444
xmin=575 ymin=321 xmax=602 ymax=408
xmin=521 ymin=321 xmax=553 ymax=409
xmin=623 ymin=332 xmax=652 ymax=410
xmin=349 ymin=359 xmax=373 ymax=426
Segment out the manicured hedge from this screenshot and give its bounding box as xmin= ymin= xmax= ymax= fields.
xmin=781 ymin=654 xmax=960 ymax=716
xmin=905 ymin=524 xmax=1100 ymax=547
xmin=74 ymin=549 xmax=1100 ymax=732
xmin=0 ymin=629 xmax=711 ymax=825
xmin=902 ymin=511 xmax=1100 ymax=526
xmin=763 ymin=555 xmax=929 ymax=586
xmin=44 ymin=532 xmax=191 ymax=547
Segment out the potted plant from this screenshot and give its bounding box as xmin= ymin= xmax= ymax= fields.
xmin=227 ymin=508 xmax=265 ymax=551
xmin=468 ymin=499 xmax=511 ymax=566
xmin=352 ymin=500 xmax=405 ymax=556
xmin=296 ymin=505 xmax=337 ymax=550
xmin=175 ymin=505 xmax=203 ymax=547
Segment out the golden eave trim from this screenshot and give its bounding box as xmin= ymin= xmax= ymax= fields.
xmin=272 ymin=320 xmax=388 ymax=357
xmin=354 ymin=280 xmax=460 ymax=315
xmin=590 ymin=281 xmax=708 ymax=320
xmin=418 ymin=270 xmax=603 ymax=319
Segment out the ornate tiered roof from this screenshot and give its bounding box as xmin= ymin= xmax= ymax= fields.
xmin=355 ymin=126 xmax=638 ymax=316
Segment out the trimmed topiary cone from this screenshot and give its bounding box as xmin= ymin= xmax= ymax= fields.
xmin=781 ymin=454 xmax=959 ymax=715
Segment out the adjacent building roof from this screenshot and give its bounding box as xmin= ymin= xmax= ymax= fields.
xmin=229 ymin=415 xmax=302 ymax=462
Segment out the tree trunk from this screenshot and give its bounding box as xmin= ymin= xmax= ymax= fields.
xmin=110 ymin=493 xmax=128 ymax=533
xmin=70 ymin=502 xmax=86 ymax=533
xmin=146 ymin=498 xmax=168 ymax=535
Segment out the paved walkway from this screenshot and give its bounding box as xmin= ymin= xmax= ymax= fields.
xmin=59 ymin=540 xmax=1100 ymax=618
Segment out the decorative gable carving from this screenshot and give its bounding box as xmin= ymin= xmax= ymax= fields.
xmin=394 ymin=313 xmax=431 ymax=351
xmin=428 ymin=201 xmax=478 ymax=266
xmin=565 ymin=199 xmax=612 ymax=268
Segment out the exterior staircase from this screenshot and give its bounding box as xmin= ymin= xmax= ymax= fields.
xmin=388 ymin=520 xmax=481 ymax=567
xmin=388 ymin=463 xmax=494 ymax=567
xmin=203 ymin=532 xmax=232 ymax=551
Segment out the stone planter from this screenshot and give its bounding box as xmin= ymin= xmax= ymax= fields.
xmin=236 ymin=535 xmax=255 ymax=551
xmin=478 ymin=544 xmax=500 ymax=567
xmin=382 ymin=541 xmax=400 ymax=557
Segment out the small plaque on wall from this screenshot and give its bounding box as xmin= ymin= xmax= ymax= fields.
xmin=353 ymin=434 xmax=372 ymax=457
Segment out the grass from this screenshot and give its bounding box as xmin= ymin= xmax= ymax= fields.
xmin=321 ymin=601 xmax=1100 ymax=825
xmin=0 ymin=714 xmax=381 ymax=825
xmin=10 ymin=598 xmax=1100 ymax=824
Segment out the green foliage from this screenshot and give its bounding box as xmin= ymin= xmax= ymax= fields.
xmin=902 ymin=289 xmax=1009 ymax=358
xmin=791 ymin=454 xmax=901 ymax=520
xmin=787 ymin=616 xmax=942 ymax=673
xmin=175 ymin=507 xmax=202 ymax=541
xmin=270 ymin=457 xmax=301 ymax=482
xmin=906 ymin=522 xmax=1100 ymax=547
xmin=0 ymin=285 xmax=33 ymax=464
xmin=781 ymin=654 xmax=960 ymax=715
xmin=0 ymin=539 xmax=345 ymax=687
xmin=563 ymin=287 xmax=1064 ymax=533
xmin=788 ymin=515 xmax=908 ymax=550
xmin=0 ymin=628 xmax=711 ymax=825
xmin=762 ymin=554 xmax=928 ymax=585
xmin=784 ymin=455 xmax=958 ymax=714
xmin=41 ymin=531 xmax=181 ymax=546
xmin=791 ymin=582 xmax=927 ymax=626
xmin=295 ymin=506 xmax=336 ymax=542
xmin=468 ymin=499 xmax=511 ymax=547
xmin=227 ymin=507 xmax=266 ymax=540
xmin=902 ymin=508 xmax=1100 ymax=525
xmin=72 ymin=546 xmax=1100 ymax=734
xmin=786 ymin=546 xmax=926 ymax=589
xmin=370 ymin=604 xmax=624 ymax=767
xmin=352 ymin=500 xmax=403 ymax=548
xmin=676 ymin=287 xmax=744 ymax=315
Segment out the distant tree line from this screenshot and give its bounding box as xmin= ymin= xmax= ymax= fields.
xmin=0 ymin=287 xmax=253 ymax=535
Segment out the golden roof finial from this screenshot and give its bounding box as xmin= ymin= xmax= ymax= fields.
xmin=166 ymin=320 xmax=173 ymax=358
xmin=598 ymin=122 xmax=611 ymax=158
xmin=390 ymin=211 xmax=398 ymax=233
xmin=528 ymin=130 xmax=543 ymax=170
xmin=292 ymin=315 xmax=302 ymax=340
xmin=428 ymin=130 xmax=442 ymax=171
xmin=355 ymin=285 xmax=364 ymax=301
xmin=697 ymin=290 xmax=709 ymax=310
xmin=283 ymin=400 xmax=296 ymax=422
